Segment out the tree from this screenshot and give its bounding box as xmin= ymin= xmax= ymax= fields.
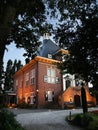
xmin=81 ymin=83 xmax=88 ymax=114
xmin=0 ymin=0 xmax=46 ymax=82
xmin=4 ymin=60 xmax=13 ymax=91
xmin=52 ymin=1 xmax=98 ymax=87
xmin=4 ymin=59 xmax=23 ymax=91
xmin=0 ymin=65 xmax=4 ymax=93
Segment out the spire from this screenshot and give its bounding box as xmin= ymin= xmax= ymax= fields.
xmin=43 ymin=23 xmax=51 ymax=40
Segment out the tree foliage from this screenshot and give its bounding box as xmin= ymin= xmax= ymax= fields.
xmin=0 ymin=0 xmax=46 ymax=79
xmin=4 ymin=59 xmax=23 ymax=91
xmin=48 ymin=0 xmax=98 ymax=87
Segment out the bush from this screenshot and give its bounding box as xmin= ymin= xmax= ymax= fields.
xmin=88 ymin=120 xmax=98 ymax=130
xmin=0 ymin=109 xmax=25 ymax=130
xmin=81 ymin=114 xmax=93 ymax=127
xmin=72 ymin=114 xmax=82 ymax=126
xmin=72 ymin=113 xmax=93 ymax=127
xmin=17 ymin=102 xmax=36 ymax=109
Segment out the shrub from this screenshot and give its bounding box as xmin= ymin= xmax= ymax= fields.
xmin=81 ymin=114 xmax=93 ymax=127
xmin=87 ymin=120 xmax=98 ymax=130
xmin=72 ymin=114 xmax=82 ymax=126
xmin=72 ymin=113 xmax=93 ymax=127
xmin=0 ymin=109 xmax=25 ymax=130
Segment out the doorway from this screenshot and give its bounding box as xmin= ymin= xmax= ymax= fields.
xmin=74 ymin=95 xmax=81 ymax=107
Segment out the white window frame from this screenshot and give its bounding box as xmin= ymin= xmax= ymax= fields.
xmin=25 ymin=73 xmax=29 ymax=86
xmin=47 ymin=68 xmax=56 ymax=83
xmin=30 ymin=69 xmax=35 ymax=84
xmin=45 ymin=91 xmax=54 ymax=102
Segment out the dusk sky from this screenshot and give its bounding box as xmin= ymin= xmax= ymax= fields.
xmin=4 ymin=42 xmax=26 ymax=69
xmin=3 ymin=36 xmax=54 ymax=69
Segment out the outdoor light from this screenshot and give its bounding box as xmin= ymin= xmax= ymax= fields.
xmin=36 ymin=89 xmax=39 ymax=93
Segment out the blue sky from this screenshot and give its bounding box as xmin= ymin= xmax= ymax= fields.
xmin=4 ymin=35 xmax=55 ymax=70
xmin=4 ymin=42 xmax=26 ymax=69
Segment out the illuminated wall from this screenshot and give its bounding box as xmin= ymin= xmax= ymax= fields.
xmin=59 ymin=86 xmax=96 ymax=108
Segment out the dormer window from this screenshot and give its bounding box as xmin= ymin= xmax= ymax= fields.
xmin=48 ymin=54 xmax=52 ymax=59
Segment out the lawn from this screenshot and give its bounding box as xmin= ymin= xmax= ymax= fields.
xmin=67 ymin=110 xmax=98 ymax=130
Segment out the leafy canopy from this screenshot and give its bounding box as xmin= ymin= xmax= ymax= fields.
xmin=47 ymin=0 xmax=98 ymax=85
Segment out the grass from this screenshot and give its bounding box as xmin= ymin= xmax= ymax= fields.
xmin=66 ymin=110 xmax=98 ymax=130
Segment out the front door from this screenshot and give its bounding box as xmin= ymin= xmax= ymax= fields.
xmin=74 ymin=95 xmax=81 ymax=107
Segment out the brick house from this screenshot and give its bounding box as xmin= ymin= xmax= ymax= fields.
xmin=13 ymin=34 xmax=96 ymax=108
xmin=58 ymin=86 xmax=96 ymax=109
xmin=13 ymin=35 xmax=68 ymax=108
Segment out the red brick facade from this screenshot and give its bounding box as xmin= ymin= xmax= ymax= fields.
xmin=13 ymin=53 xmax=96 ymax=109
xmin=13 ymin=56 xmax=63 ymax=108
xmin=58 ymin=86 xmax=96 ymax=109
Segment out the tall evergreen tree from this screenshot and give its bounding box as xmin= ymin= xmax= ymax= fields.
xmin=4 ymin=60 xmax=13 ymax=91
xmin=0 ymin=64 xmax=4 ymax=93
xmin=4 ymin=59 xmax=23 ymax=91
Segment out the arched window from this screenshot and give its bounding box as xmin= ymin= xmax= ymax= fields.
xmin=66 ymin=80 xmax=71 ymax=89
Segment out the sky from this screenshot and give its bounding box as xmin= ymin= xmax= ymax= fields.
xmin=3 ymin=36 xmax=54 ymax=70
xmin=4 ymin=42 xmax=26 ymax=69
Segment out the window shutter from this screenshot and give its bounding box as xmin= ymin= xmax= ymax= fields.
xmin=44 ymin=75 xmax=48 ymax=82
xmin=56 ymin=77 xmax=60 ymax=83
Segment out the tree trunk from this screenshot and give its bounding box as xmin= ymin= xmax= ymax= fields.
xmin=0 ymin=44 xmax=5 ymax=79
xmin=0 ymin=4 xmax=17 ymax=80
xmin=81 ymin=86 xmax=88 ymax=114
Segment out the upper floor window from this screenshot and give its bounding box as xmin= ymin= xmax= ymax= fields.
xmin=66 ymin=80 xmax=71 ymax=89
xmin=25 ymin=73 xmax=29 ymax=86
xmin=47 ymin=68 xmax=55 ymax=83
xmin=16 ymin=80 xmax=18 ymax=86
xmin=30 ymin=69 xmax=35 ymax=84
xmin=20 ymin=79 xmax=23 ymax=87
xmin=14 ymin=79 xmax=18 ymax=91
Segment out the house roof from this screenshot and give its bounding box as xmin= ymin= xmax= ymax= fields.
xmin=13 ymin=38 xmax=69 ymax=77
xmin=38 ymin=39 xmax=60 ymax=58
xmin=13 ymin=56 xmax=60 ymax=77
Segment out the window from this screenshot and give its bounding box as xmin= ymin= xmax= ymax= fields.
xmin=15 ymin=79 xmax=18 ymax=91
xmin=30 ymin=92 xmax=36 ymax=104
xmin=47 ymin=68 xmax=55 ymax=83
xmin=20 ymin=80 xmax=23 ymax=87
xmin=16 ymin=80 xmax=18 ymax=86
xmin=66 ymin=80 xmax=71 ymax=89
xmin=25 ymin=73 xmax=29 ymax=86
xmin=30 ymin=69 xmax=35 ymax=84
xmin=44 ymin=75 xmax=48 ymax=82
xmin=48 ymin=54 xmax=52 ymax=59
xmin=45 ymin=91 xmax=54 ymax=102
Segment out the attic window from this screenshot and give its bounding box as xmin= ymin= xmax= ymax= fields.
xmin=48 ymin=54 xmax=52 ymax=59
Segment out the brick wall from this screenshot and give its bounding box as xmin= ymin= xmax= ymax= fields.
xmin=14 ymin=60 xmax=63 ymax=108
